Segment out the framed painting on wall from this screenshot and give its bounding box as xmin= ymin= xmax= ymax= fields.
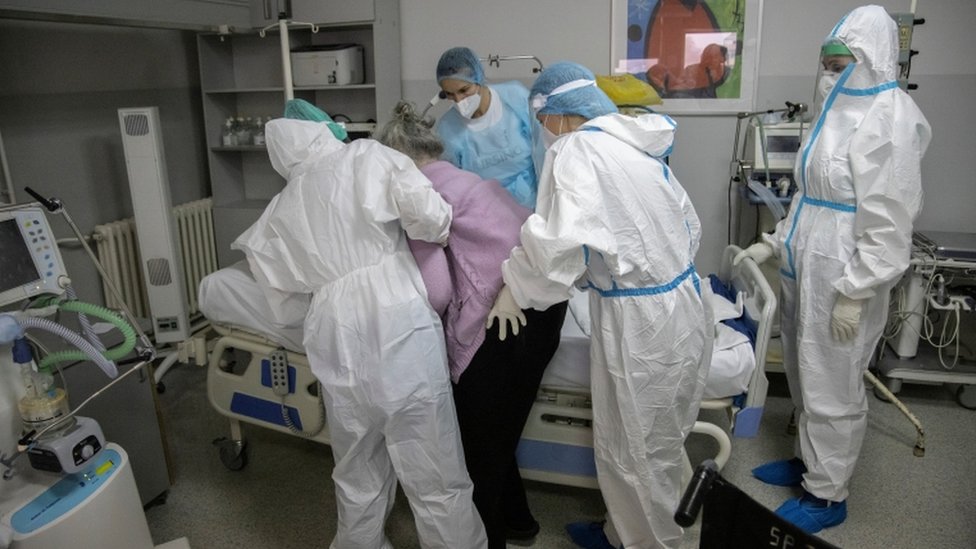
xmin=610 ymin=0 xmax=764 ymax=114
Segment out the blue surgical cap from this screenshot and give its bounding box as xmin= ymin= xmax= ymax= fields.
xmin=283 ymin=99 xmax=348 ymax=141
xmin=530 ymin=61 xmax=618 ymax=120
xmin=436 ymin=47 xmax=485 ymax=85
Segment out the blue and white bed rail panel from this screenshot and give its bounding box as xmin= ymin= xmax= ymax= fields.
xmin=716 ymin=244 xmax=777 ymax=438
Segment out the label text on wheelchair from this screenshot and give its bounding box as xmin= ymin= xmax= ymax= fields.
xmin=768 ymin=527 xmax=817 ymax=548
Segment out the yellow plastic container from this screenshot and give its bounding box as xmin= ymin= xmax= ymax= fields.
xmin=596 ymin=73 xmax=662 ymax=106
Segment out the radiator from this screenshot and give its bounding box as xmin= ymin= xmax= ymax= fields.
xmin=93 ymin=197 xmax=217 ymax=319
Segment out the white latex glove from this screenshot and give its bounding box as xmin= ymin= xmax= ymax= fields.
xmin=733 ymin=241 xmax=775 ymax=267
xmin=830 ymin=294 xmax=865 ymax=342
xmin=486 ymin=285 xmax=527 ymax=341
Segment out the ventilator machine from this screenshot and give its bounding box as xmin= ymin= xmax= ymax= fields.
xmin=726 ymin=102 xmax=807 ymax=292
xmin=732 ymin=105 xmax=807 ymax=213
xmin=0 ymin=194 xmax=188 ymax=548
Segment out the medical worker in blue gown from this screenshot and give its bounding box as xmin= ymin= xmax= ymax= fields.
xmin=436 ymin=46 xmax=570 ymax=545
xmin=233 ymin=114 xmax=487 ymax=549
xmin=735 ymin=5 xmax=931 ymax=534
xmin=489 ymin=61 xmax=713 ymax=549
xmin=435 ymin=46 xmax=541 ymax=210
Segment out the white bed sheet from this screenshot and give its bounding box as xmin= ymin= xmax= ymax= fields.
xmin=198 ymin=261 xmax=307 ymax=352
xmin=199 ymin=264 xmax=755 ymax=399
xmin=543 ymin=289 xmax=756 ymax=399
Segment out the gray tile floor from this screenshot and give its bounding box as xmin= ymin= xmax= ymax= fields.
xmin=145 ymin=362 xmax=976 ymax=548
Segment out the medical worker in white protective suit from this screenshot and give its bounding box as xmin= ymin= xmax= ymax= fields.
xmin=490 ymin=61 xmax=712 ymax=549
xmin=233 ymin=113 xmax=487 ymax=549
xmin=735 ymin=5 xmax=931 ymax=534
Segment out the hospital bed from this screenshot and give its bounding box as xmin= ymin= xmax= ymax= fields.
xmin=199 ymin=263 xmax=325 ymax=470
xmin=515 ymin=245 xmax=776 ymax=487
xmin=199 ymin=245 xmax=775 ymax=480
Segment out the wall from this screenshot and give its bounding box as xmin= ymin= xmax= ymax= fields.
xmin=1 ymin=0 xmax=972 ymax=304
xmin=753 ymin=0 xmax=976 ymax=247
xmin=399 ymin=0 xmax=976 ymax=275
xmin=399 ymin=0 xmax=608 ymax=112
xmin=0 ymin=19 xmax=209 ymax=304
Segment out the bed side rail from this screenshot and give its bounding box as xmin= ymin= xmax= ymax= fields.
xmin=720 ymin=245 xmax=777 ymax=437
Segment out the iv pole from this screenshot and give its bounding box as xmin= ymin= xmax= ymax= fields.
xmin=259 ymin=3 xmax=319 ymax=102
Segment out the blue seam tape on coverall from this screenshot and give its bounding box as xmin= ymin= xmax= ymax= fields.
xmin=577 ymin=124 xmax=699 ymax=295
xmin=584 ymin=264 xmax=699 ymax=297
xmin=783 ymin=61 xmax=867 ymax=280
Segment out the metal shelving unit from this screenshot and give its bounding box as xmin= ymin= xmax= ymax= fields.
xmin=197 ymin=0 xmax=400 ymax=267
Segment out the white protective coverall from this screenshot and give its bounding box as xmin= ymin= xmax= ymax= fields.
xmin=233 ymin=119 xmax=487 ymax=549
xmin=764 ymin=5 xmax=931 ymax=502
xmin=502 ymin=113 xmax=712 ymax=549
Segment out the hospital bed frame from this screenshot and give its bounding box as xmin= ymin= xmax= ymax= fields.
xmin=515 ymin=245 xmax=776 ymax=488
xmin=207 ymin=324 xmax=329 ymax=470
xmin=205 ymin=245 xmax=775 ymax=483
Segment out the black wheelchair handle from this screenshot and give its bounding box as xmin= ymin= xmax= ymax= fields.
xmin=674 ymin=459 xmax=719 ymax=527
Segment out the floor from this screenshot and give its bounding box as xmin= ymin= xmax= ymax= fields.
xmin=143 ymin=359 xmax=976 ymax=549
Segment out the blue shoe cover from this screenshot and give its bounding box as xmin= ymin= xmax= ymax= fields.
xmin=775 ymin=494 xmax=847 ymax=534
xmin=565 ymin=521 xmax=616 ymax=549
xmin=752 ymin=457 xmax=806 ymax=486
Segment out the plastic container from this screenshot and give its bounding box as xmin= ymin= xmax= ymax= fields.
xmin=596 ymin=73 xmax=662 ymax=106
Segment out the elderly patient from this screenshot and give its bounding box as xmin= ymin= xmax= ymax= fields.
xmin=232 ymin=103 xmax=486 ymax=549
xmin=376 ymin=101 xmax=567 ymax=549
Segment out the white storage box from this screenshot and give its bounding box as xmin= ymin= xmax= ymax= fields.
xmin=291 ymin=44 xmax=364 ymax=86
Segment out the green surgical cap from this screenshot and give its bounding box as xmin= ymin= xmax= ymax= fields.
xmin=821 ymin=42 xmax=852 ymax=57
xmin=283 ymin=99 xmax=348 ymax=141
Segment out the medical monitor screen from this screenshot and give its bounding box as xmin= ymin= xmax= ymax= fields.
xmin=0 ymin=219 xmax=40 ymax=293
xmin=766 ymin=135 xmax=800 ymax=154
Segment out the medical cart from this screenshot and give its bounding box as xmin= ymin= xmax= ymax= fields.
xmin=877 ymin=231 xmax=976 ymax=409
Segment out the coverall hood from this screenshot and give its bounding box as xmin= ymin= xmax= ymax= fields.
xmin=582 ymin=112 xmax=676 ymax=159
xmin=265 ymin=118 xmax=345 ymax=180
xmin=760 ymin=3 xmax=932 ymax=505
xmin=828 ymin=5 xmax=900 ymax=88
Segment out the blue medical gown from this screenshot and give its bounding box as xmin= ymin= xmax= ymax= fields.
xmin=436 ymin=81 xmax=539 ymax=210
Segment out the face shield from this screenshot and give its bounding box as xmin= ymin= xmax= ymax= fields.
xmin=812 ymin=39 xmax=856 ymax=119
xmin=538 ymin=114 xmax=568 ymax=149
xmin=529 ymin=119 xmax=547 ymax=180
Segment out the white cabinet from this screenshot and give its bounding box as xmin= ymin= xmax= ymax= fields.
xmin=201 ymin=0 xmax=400 ymax=267
xmin=250 ymin=0 xmax=375 ymax=29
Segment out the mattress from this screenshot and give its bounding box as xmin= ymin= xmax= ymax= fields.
xmin=543 ymin=289 xmax=756 ymax=399
xmin=199 ymin=263 xmax=756 ymax=399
